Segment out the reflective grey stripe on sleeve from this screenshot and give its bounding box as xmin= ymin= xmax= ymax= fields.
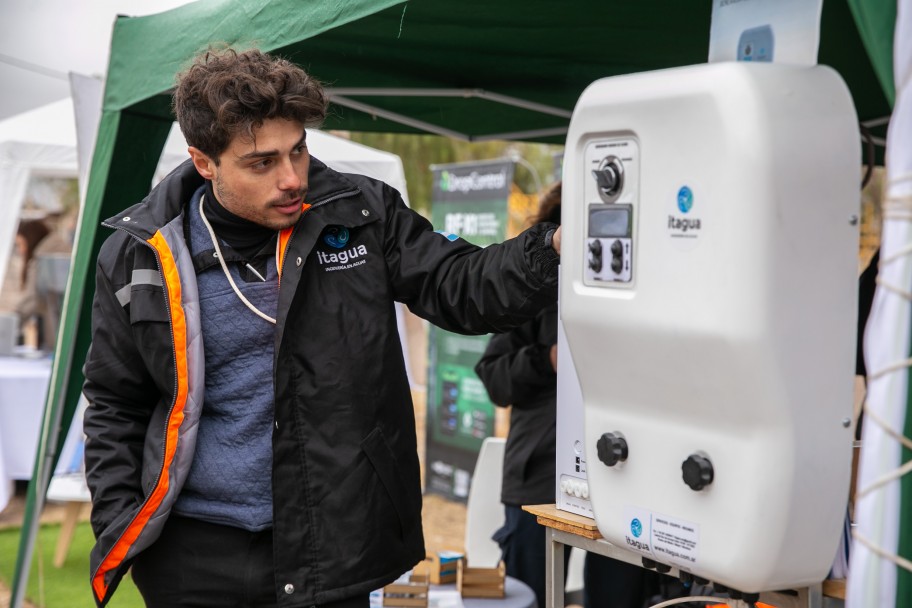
xmin=114 ymin=269 xmax=163 ymax=307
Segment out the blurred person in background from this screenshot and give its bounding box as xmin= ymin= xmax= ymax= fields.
xmin=0 ymin=219 xmax=51 ymax=349
xmin=30 ymin=210 xmax=77 ymax=350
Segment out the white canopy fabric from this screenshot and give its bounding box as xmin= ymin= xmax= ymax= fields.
xmin=307 ymin=129 xmax=411 ymax=207
xmin=0 ymin=97 xmax=191 ymax=294
xmin=848 ymin=2 xmax=912 ymax=606
xmin=0 ymin=99 xmax=76 ymax=295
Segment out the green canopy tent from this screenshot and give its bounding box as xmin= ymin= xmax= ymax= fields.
xmin=12 ymin=0 xmax=898 ymax=605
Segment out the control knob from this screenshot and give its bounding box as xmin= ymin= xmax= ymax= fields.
xmin=610 ymin=239 xmax=623 ymax=273
xmin=682 ymin=453 xmax=714 ymax=491
xmin=592 ymin=155 xmax=625 ymax=202
xmin=596 ymin=432 xmax=628 ymax=467
xmin=588 ymin=240 xmax=603 ymax=273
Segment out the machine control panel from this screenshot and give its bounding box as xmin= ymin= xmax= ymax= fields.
xmin=583 ymin=138 xmax=638 ymax=287
xmin=585 ymin=204 xmax=633 ymax=283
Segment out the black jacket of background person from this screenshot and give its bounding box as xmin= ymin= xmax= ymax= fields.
xmin=475 ymin=301 xmax=559 ymax=506
xmin=82 ymin=157 xmax=559 ymax=608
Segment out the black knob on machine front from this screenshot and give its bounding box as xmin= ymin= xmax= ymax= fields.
xmin=610 ymin=256 xmax=623 ymax=274
xmin=592 ymin=165 xmax=620 ymax=196
xmin=682 ymin=454 xmax=714 ymax=491
xmin=588 ymin=240 xmax=603 ymax=273
xmin=609 ymin=239 xmax=624 ymax=274
xmin=596 ymin=432 xmax=628 ymax=467
xmin=592 ymin=156 xmax=625 ymax=202
xmin=610 ymin=239 xmax=623 ymax=257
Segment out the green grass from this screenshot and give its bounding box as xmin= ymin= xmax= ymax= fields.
xmin=0 ymin=522 xmax=144 ymax=608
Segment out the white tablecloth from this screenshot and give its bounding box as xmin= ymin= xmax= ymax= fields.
xmin=0 ymin=355 xmax=52 ymax=511
xmin=373 ymin=576 xmax=536 ymax=608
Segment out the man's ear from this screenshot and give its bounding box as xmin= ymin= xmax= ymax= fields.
xmin=188 ymin=147 xmax=217 ymax=180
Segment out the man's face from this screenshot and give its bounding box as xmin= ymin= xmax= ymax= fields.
xmin=189 ymin=118 xmax=310 ymax=230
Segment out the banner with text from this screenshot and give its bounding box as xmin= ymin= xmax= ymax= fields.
xmin=426 ymin=159 xmax=514 ymax=501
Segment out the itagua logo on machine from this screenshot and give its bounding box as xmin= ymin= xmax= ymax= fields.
xmin=667 ymin=185 xmax=702 ymax=237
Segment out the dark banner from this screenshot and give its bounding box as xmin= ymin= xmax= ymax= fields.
xmin=425 ymin=159 xmax=514 ymax=501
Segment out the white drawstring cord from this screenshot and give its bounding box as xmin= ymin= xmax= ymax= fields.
xmin=199 ymin=195 xmax=278 ymax=324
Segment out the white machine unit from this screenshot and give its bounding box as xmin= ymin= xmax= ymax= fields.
xmin=560 ymin=62 xmax=859 ymax=593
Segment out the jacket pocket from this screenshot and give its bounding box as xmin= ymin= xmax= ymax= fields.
xmin=361 ymin=427 xmax=419 ymax=536
xmin=129 ymin=286 xmax=169 ymax=324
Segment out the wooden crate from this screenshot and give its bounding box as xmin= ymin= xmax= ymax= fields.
xmin=382 ymin=580 xmax=429 ymax=608
xmin=409 ymin=571 xmax=430 ymax=585
xmin=424 ymin=550 xmax=464 ymax=585
xmin=457 ymin=560 xmax=505 ymax=599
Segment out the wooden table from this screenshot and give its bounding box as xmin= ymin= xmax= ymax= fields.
xmin=522 ymin=504 xmax=845 ymax=608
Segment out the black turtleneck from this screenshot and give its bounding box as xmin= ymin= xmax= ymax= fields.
xmin=202 ymin=181 xmax=276 ymax=261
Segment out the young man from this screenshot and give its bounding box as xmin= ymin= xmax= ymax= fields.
xmin=82 ymin=48 xmax=561 ymax=608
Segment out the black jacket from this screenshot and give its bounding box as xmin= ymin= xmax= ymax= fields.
xmin=82 ymin=158 xmax=558 ymax=607
xmin=475 ymin=302 xmax=558 ymax=505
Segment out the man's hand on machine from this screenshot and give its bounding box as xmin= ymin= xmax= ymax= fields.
xmin=550 ymin=226 xmax=562 ymax=255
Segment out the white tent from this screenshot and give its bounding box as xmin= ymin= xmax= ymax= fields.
xmin=0 ymin=97 xmax=191 ymax=292
xmin=848 ymin=3 xmax=912 ymax=606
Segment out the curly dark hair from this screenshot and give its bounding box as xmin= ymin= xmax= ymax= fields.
xmin=531 ymin=181 xmax=562 ymax=226
xmin=173 ymin=48 xmax=328 ymax=163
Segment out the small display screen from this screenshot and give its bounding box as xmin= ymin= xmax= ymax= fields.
xmin=589 ymin=206 xmax=630 ymax=238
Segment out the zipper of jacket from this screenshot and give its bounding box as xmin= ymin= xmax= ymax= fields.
xmin=92 ymin=221 xmax=181 ymax=590
xmin=268 ymin=186 xmax=360 ymax=599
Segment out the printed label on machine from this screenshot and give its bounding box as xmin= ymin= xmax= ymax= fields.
xmin=665 ymin=182 xmax=705 ymax=251
xmin=622 ymin=506 xmax=699 ymax=567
